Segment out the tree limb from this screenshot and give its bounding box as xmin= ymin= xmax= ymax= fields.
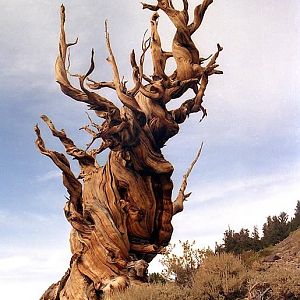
xmin=171 ymin=44 xmax=223 ymax=122
xmin=173 ymin=143 xmax=203 ymax=215
xmin=34 ymin=124 xmax=83 ymax=213
xmin=127 ymin=32 xmax=151 ymax=97
xmin=40 ymin=115 xmax=95 ymax=166
xmin=86 ymin=78 xmax=115 ymax=91
xmin=56 ymin=5 xmax=120 ymax=120
xmin=150 ymin=12 xmax=170 ymax=80
xmin=141 ymin=3 xmax=159 ymax=11
xmin=105 ymin=21 xmax=146 ymax=125
xmin=188 ymin=0 xmax=214 ymax=35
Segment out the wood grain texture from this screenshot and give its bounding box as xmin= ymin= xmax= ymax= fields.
xmin=37 ymin=2 xmax=222 ymax=298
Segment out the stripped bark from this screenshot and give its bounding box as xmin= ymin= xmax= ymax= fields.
xmin=37 ymin=2 xmax=222 ymax=298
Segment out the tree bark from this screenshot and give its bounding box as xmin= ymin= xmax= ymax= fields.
xmin=37 ymin=2 xmax=222 ymax=299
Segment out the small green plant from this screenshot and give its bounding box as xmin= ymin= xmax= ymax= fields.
xmin=148 ymin=272 xmax=167 ymax=284
xmin=160 ymin=240 xmax=213 ymax=286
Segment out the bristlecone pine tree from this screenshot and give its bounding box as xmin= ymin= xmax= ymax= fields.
xmin=35 ymin=1 xmax=222 ymax=299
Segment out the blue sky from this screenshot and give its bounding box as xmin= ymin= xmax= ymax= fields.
xmin=1 ymin=1 xmax=300 ymax=299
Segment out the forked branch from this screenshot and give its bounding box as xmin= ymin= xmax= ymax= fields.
xmin=34 ymin=124 xmax=83 ymax=213
xmin=40 ymin=115 xmax=95 ymax=166
xmin=171 ymin=43 xmax=223 ymax=122
xmin=128 ymin=33 xmax=151 ymax=96
xmin=56 ymin=5 xmax=120 ymax=120
xmin=105 ymin=20 xmax=145 ymax=123
xmin=173 ymin=142 xmax=203 ymax=215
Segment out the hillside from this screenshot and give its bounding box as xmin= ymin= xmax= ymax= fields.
xmin=248 ymin=228 xmax=300 ymax=299
xmin=112 ymin=230 xmax=300 ymax=300
xmin=268 ymin=227 xmax=300 ymax=265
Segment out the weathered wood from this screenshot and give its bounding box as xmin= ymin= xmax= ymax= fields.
xmin=36 ymin=1 xmax=222 ymax=298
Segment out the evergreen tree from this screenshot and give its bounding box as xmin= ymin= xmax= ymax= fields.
xmin=262 ymin=212 xmax=290 ymax=246
xmin=291 ymin=200 xmax=300 ymax=231
xmin=251 ymin=226 xmax=263 ymax=251
xmin=217 ymin=227 xmax=262 ymax=254
xmin=216 ymin=202 xmax=300 ymax=254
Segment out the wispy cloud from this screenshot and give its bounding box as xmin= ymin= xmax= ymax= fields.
xmin=36 ymin=170 xmax=62 ymax=182
xmin=171 ymin=167 xmax=300 ymax=249
xmin=191 ymin=165 xmax=300 ymax=204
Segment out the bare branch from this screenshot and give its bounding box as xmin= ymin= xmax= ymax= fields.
xmin=78 ymin=49 xmax=121 ymax=121
xmin=182 ymin=0 xmax=188 ymax=12
xmin=188 ymin=0 xmax=214 ymax=35
xmin=141 ymin=2 xmax=159 ymax=11
xmin=173 ymin=143 xmax=203 ymax=215
xmin=150 ymin=12 xmax=171 ymax=80
xmin=204 ymin=43 xmax=223 ymax=75
xmin=56 ymin=5 xmax=121 ymax=121
xmin=40 ymin=115 xmax=95 ymax=166
xmin=171 ymin=44 xmax=223 ymax=122
xmin=86 ymin=79 xmax=115 ymax=90
xmin=55 ymin=5 xmax=90 ymax=103
xmin=163 ymin=77 xmax=199 ymax=103
xmin=128 ymin=50 xmax=141 ymax=96
xmin=169 ymin=75 xmax=208 ymax=123
xmin=34 ymin=124 xmax=83 ymax=213
xmin=105 ymin=20 xmax=146 ymax=125
xmin=79 ymin=113 xmax=102 ymax=151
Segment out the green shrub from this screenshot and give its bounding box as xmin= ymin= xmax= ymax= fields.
xmin=160 ymin=240 xmax=212 ymax=286
xmin=148 ymin=272 xmax=167 ymax=284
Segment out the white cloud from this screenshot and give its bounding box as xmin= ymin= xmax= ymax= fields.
xmin=191 ymin=165 xmax=300 ymax=204
xmin=36 ymin=170 xmax=62 ymax=182
xmin=0 ymin=246 xmax=70 ymax=300
xmin=171 ymin=166 xmax=300 ymax=249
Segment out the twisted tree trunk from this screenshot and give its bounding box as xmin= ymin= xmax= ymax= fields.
xmin=36 ymin=1 xmax=222 ymax=299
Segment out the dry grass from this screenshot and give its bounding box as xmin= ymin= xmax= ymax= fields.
xmin=248 ymin=263 xmax=300 ymax=299
xmin=111 ymin=251 xmax=300 ymax=300
xmin=110 ymin=283 xmax=189 ymax=300
xmin=190 ymin=253 xmax=247 ymax=300
xmin=113 ymin=230 xmax=300 ymax=300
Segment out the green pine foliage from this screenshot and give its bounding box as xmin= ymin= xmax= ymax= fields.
xmin=216 ymin=201 xmax=300 ymax=254
xmin=291 ymin=200 xmax=300 ymax=231
xmin=215 ymin=226 xmax=263 ymax=254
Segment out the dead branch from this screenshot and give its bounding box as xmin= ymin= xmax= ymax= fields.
xmin=105 ymin=21 xmax=143 ymax=115
xmin=141 ymin=3 xmax=159 ymax=11
xmin=40 ymin=115 xmax=95 ymax=166
xmin=150 ymin=12 xmax=170 ymax=80
xmin=171 ymin=44 xmax=223 ymax=122
xmin=34 ymin=124 xmax=83 ymax=213
xmin=56 ymin=5 xmax=120 ymax=120
xmin=188 ymin=0 xmax=214 ymax=35
xmin=170 ymin=73 xmax=208 ymax=123
xmin=86 ymin=78 xmax=115 ymax=91
xmin=173 ymin=143 xmax=203 ymax=215
xmin=127 ymin=31 xmax=151 ymax=97
xmin=78 ymin=49 xmax=121 ymax=121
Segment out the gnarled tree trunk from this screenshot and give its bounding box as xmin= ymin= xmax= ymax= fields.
xmin=36 ymin=1 xmax=222 ymax=299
